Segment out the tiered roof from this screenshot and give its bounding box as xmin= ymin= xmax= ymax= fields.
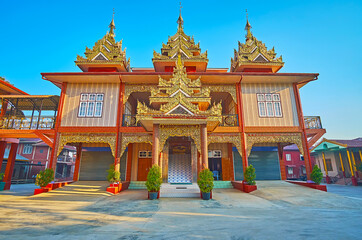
xmin=152 ymin=10 xmax=208 ymax=72
xmin=75 ymin=15 xmax=130 ymax=72
xmin=231 ymin=18 xmax=284 ymax=73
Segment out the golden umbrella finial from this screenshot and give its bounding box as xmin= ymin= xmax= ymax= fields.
xmin=177 ymin=1 xmax=184 ymax=30
xmin=109 ymin=8 xmax=116 ymax=37
xmin=245 ymin=9 xmax=252 ymax=40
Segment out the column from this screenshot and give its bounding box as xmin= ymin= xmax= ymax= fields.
xmin=125 ymin=143 xmax=133 ymax=182
xmin=322 ymin=152 xmax=330 ymax=184
xmin=0 ymin=141 xmax=7 ymax=169
xmin=200 ymin=124 xmax=208 ymax=169
xmin=191 ymin=143 xmax=197 ymax=182
xmin=152 ymin=124 xmax=159 ymax=166
xmin=339 ymin=152 xmax=346 ymax=177
xmin=346 ymin=150 xmax=357 ymax=186
xmin=3 ymin=143 xmax=18 ymax=190
xmin=228 ymin=143 xmax=235 ymax=181
xmin=351 ymin=151 xmax=359 ymax=178
xmin=72 ymin=143 xmax=82 ymax=181
xmin=277 ymin=143 xmax=287 ymax=180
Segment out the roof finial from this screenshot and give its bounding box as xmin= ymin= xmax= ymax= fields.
xmin=109 ymin=8 xmax=116 ymax=37
xmin=177 ymin=1 xmax=184 ymax=31
xmin=245 ymin=9 xmax=252 ymax=40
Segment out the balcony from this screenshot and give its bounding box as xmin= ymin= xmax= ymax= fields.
xmin=0 ymin=95 xmax=59 ymax=130
xmin=122 ymin=114 xmax=141 ymax=127
xmin=304 ymin=116 xmax=323 ymax=129
xmin=219 ymin=114 xmax=239 ymax=127
xmin=0 ymin=116 xmax=55 ymax=129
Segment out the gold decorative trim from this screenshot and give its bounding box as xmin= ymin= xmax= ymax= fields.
xmin=120 ymin=133 xmax=153 ymax=157
xmin=124 ymin=85 xmax=157 ymax=102
xmin=58 ymin=133 xmax=117 ymax=157
xmin=208 ymin=134 xmax=242 ymax=156
xmin=205 ymin=85 xmax=237 ymax=103
xmin=246 ymin=133 xmax=304 ymax=157
xmin=159 ymin=125 xmax=201 ymax=152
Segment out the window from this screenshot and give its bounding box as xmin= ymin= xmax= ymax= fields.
xmin=288 ymin=167 xmax=293 ymax=175
xmin=23 ymin=144 xmax=33 ymax=154
xmin=325 ymin=159 xmax=333 ymax=171
xmin=40 ymin=149 xmax=44 ymax=153
xmin=78 ymin=93 xmax=104 ymax=117
xmin=302 ymin=166 xmax=306 ymax=174
xmin=208 ymin=150 xmax=222 ymax=158
xmin=300 ymin=155 xmax=304 ymax=161
xmin=286 ymin=154 xmax=291 ymax=161
xmin=139 ymin=151 xmax=152 ymax=158
xmin=257 ymin=93 xmax=282 ymax=117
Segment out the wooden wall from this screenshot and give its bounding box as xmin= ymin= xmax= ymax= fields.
xmin=241 ymin=83 xmax=299 ymax=127
xmin=61 ymin=83 xmax=119 ymax=127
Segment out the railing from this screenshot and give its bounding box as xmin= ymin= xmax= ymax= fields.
xmin=304 ymin=116 xmax=323 ymax=129
xmin=220 ymin=114 xmax=239 ymax=127
xmin=122 ymin=114 xmax=141 ymax=127
xmin=0 ymin=116 xmax=56 ymax=129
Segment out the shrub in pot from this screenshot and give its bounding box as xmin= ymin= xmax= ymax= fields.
xmin=35 ymin=168 xmax=54 ymax=188
xmin=310 ymin=165 xmax=323 ymax=185
xmin=145 ymin=165 xmax=162 ymax=200
xmin=107 ymin=164 xmax=120 ymax=186
xmin=0 ymin=173 xmax=5 ymax=191
xmin=243 ymin=165 xmax=257 ymax=193
xmin=197 ymin=169 xmax=214 ymax=200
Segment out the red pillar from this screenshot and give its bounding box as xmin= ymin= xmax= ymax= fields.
xmin=3 ymin=143 xmax=18 ymax=190
xmin=0 ymin=141 xmax=7 ymax=169
xmin=277 ymin=143 xmax=287 ymax=180
xmin=126 ymin=143 xmax=133 ymax=182
xmin=228 ymin=143 xmax=235 ymax=181
xmin=152 ymin=124 xmax=160 ymax=166
xmin=293 ymin=83 xmax=312 ymax=180
xmin=236 ymin=82 xmax=248 ymax=172
xmin=73 ymin=143 xmax=82 ymax=181
xmin=200 ymin=124 xmax=208 ymax=169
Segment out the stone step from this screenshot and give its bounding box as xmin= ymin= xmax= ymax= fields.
xmin=160 ymin=183 xmax=200 ymax=198
xmin=128 ymin=181 xmax=147 ymax=190
xmin=214 ymin=181 xmax=233 ymax=189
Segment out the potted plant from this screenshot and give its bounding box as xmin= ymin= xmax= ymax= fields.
xmin=309 ymin=165 xmax=326 ymax=190
xmin=0 ymin=173 xmax=5 ymax=191
xmin=106 ymin=164 xmax=121 ymax=194
xmin=197 ymin=169 xmax=214 ymax=200
xmin=34 ymin=168 xmax=54 ymax=195
xmin=145 ymin=165 xmax=162 ymax=200
xmin=243 ymin=165 xmax=257 ymax=193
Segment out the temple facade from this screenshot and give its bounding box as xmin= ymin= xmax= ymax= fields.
xmin=0 ymin=12 xmax=326 ymax=188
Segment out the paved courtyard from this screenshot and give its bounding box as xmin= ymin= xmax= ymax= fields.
xmin=0 ymin=181 xmax=361 ymax=240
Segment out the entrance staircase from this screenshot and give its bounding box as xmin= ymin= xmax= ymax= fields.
xmin=160 ymin=183 xmax=200 ymax=198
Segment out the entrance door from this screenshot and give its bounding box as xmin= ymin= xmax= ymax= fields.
xmin=137 ymin=158 xmax=152 ymax=181
xmin=168 ymin=137 xmax=192 ymax=183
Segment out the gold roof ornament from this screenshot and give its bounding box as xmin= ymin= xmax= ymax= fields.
xmin=137 ymin=53 xmax=222 ymax=130
xmin=231 ymin=10 xmax=284 ymax=73
xmin=75 ymin=10 xmax=130 ymax=72
xmin=152 ymin=4 xmax=208 ymax=71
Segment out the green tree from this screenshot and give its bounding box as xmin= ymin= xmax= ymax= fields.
xmin=145 ymin=165 xmax=162 ymax=192
xmin=35 ymin=168 xmax=54 ymax=187
xmin=106 ymin=164 xmax=120 ymax=183
xmin=197 ymin=169 xmax=214 ymax=193
xmin=244 ymin=165 xmax=256 ymax=185
xmin=310 ymin=165 xmax=323 ymax=185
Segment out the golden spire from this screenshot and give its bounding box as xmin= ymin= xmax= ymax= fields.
xmin=177 ymin=1 xmax=184 ymax=31
xmin=109 ymin=8 xmax=116 ymax=37
xmin=245 ymin=9 xmax=252 ymax=40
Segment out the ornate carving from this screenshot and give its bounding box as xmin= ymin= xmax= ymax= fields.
xmin=205 ymin=84 xmax=237 ymax=103
xmin=246 ymin=133 xmax=304 ymax=157
xmin=75 ymin=16 xmax=130 ymax=71
xmin=152 ymin=12 xmax=208 ymax=63
xmin=124 ymin=85 xmax=157 ymax=102
xmin=208 ymin=134 xmax=243 ymax=156
xmin=120 ymin=133 xmax=153 ymax=157
xmin=159 ymin=125 xmax=201 ymax=153
xmin=58 ymin=133 xmax=117 ymax=157
xmin=231 ymin=19 xmax=284 ymax=72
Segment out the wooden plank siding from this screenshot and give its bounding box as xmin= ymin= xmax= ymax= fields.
xmin=61 ymin=83 xmax=119 ymax=127
xmin=241 ymin=83 xmax=299 ymax=127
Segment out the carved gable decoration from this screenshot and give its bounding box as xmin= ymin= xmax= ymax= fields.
xmin=75 ymin=16 xmax=130 ymax=71
xmin=231 ymin=19 xmax=284 ymax=72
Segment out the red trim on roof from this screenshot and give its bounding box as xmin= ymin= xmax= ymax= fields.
xmin=0 ymin=79 xmax=28 ymax=95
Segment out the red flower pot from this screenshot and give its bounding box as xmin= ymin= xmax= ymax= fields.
xmin=243 ymin=184 xmax=257 ymax=193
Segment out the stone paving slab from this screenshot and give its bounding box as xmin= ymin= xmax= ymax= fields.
xmin=0 ymin=181 xmax=361 ymax=239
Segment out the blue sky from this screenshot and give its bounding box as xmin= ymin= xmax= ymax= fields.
xmin=0 ymin=0 xmax=361 ymax=139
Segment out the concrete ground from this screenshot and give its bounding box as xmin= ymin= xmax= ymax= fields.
xmin=0 ymin=181 xmax=361 ymax=240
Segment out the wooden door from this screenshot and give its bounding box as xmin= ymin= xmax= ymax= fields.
xmin=222 ymin=158 xmax=232 ymax=181
xmin=137 ymin=158 xmax=152 ymax=181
